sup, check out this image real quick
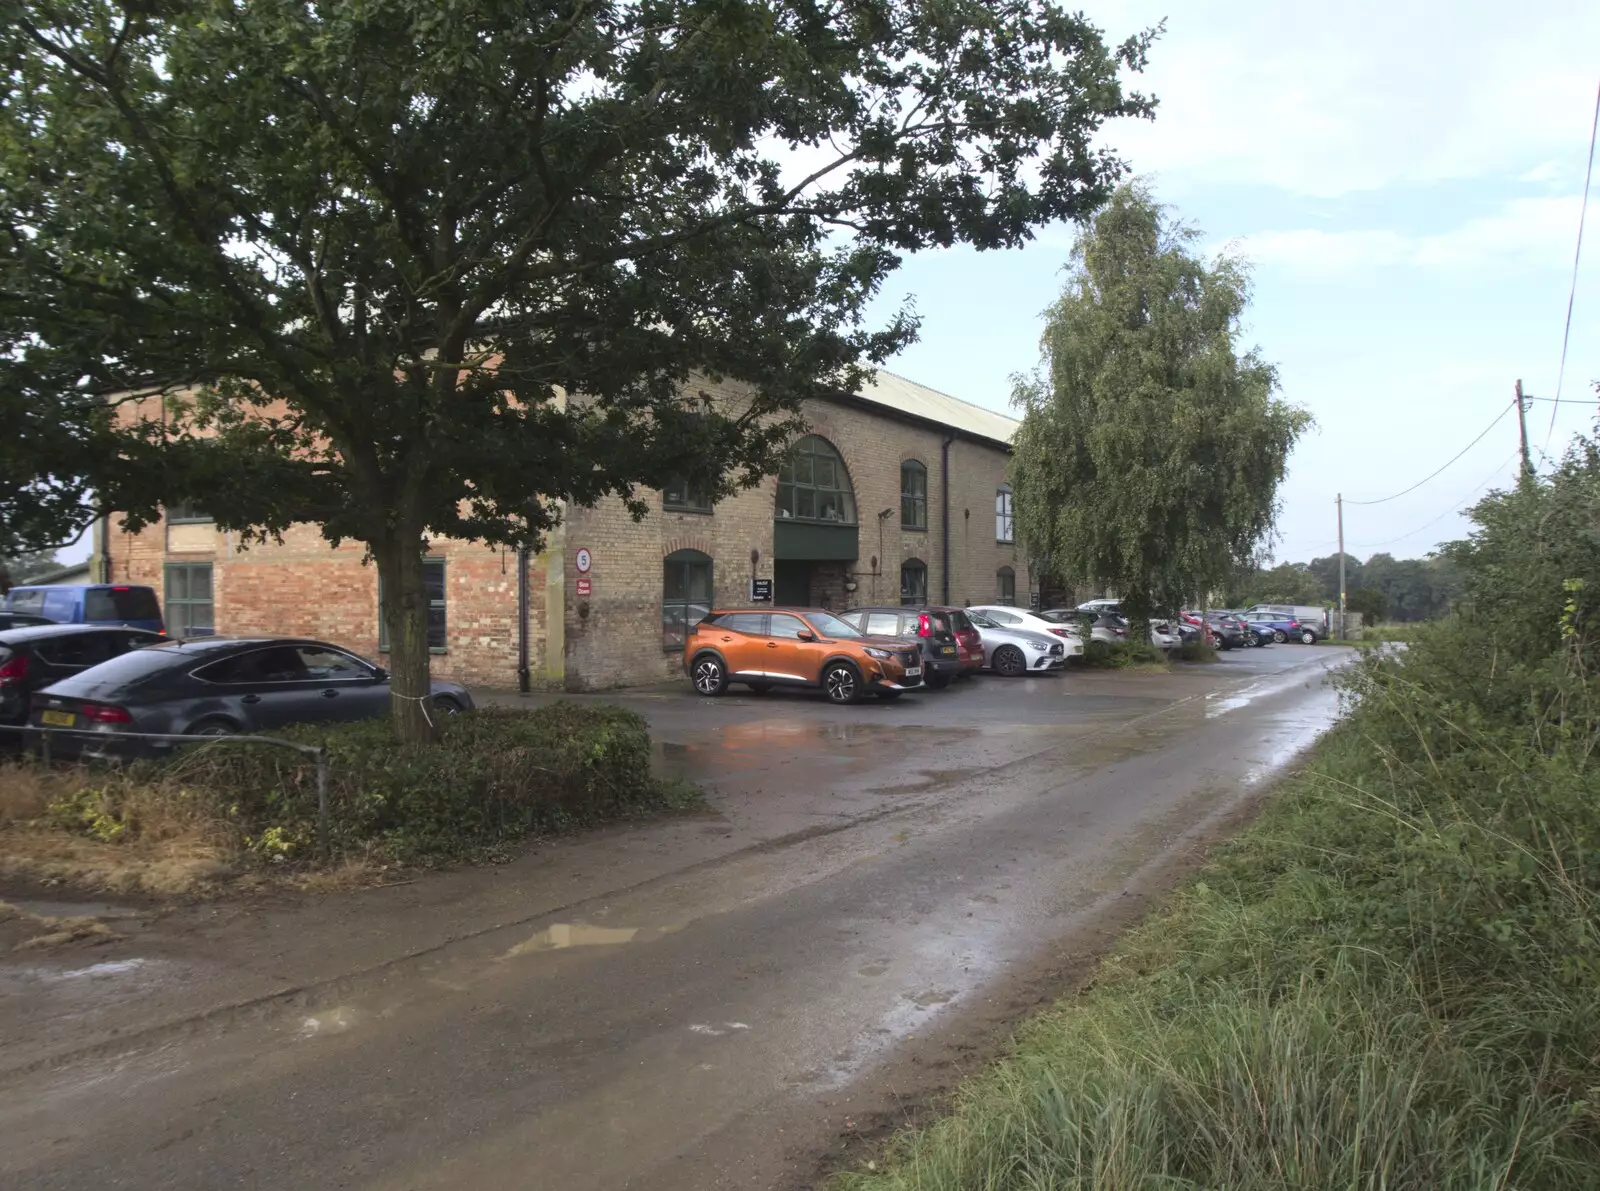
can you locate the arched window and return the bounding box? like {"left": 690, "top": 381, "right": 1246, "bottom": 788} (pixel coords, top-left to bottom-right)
{"left": 900, "top": 559, "right": 927, "bottom": 606}
{"left": 900, "top": 460, "right": 927, "bottom": 530}
{"left": 777, "top": 435, "right": 857, "bottom": 524}
{"left": 663, "top": 549, "right": 712, "bottom": 652}
{"left": 996, "top": 566, "right": 1016, "bottom": 606}
{"left": 995, "top": 485, "right": 1015, "bottom": 543}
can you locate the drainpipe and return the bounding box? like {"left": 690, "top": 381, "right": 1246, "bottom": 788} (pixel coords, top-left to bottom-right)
{"left": 516, "top": 546, "right": 530, "bottom": 693}
{"left": 940, "top": 431, "right": 955, "bottom": 603}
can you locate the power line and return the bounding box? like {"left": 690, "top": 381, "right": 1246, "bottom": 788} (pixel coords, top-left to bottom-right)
{"left": 1546, "top": 75, "right": 1600, "bottom": 448}
{"left": 1524, "top": 394, "right": 1593, "bottom": 405}
{"left": 1345, "top": 450, "right": 1519, "bottom": 549}
{"left": 1344, "top": 400, "right": 1513, "bottom": 506}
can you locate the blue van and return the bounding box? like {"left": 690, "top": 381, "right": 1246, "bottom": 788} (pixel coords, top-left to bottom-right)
{"left": 3, "top": 584, "right": 166, "bottom": 634}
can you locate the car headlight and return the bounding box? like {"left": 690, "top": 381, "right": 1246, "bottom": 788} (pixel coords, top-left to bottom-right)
{"left": 865, "top": 647, "right": 892, "bottom": 660}
{"left": 1028, "top": 641, "right": 1048, "bottom": 651}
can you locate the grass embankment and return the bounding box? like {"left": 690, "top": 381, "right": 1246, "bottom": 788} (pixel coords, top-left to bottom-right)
{"left": 838, "top": 618, "right": 1600, "bottom": 1189}
{"left": 0, "top": 704, "right": 699, "bottom": 895}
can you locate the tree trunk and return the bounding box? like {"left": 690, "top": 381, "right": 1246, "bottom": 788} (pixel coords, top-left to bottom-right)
{"left": 374, "top": 532, "right": 437, "bottom": 744}
{"left": 1124, "top": 591, "right": 1151, "bottom": 651}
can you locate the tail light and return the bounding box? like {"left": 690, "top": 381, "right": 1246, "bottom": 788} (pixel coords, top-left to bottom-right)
{"left": 0, "top": 653, "right": 27, "bottom": 686}
{"left": 80, "top": 703, "right": 133, "bottom": 724}
{"left": 1048, "top": 627, "right": 1074, "bottom": 638}
{"left": 917, "top": 614, "right": 932, "bottom": 637}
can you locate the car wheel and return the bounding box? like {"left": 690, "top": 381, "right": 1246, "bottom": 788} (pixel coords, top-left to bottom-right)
{"left": 1273, "top": 630, "right": 1287, "bottom": 644}
{"left": 1301, "top": 629, "right": 1318, "bottom": 645}
{"left": 876, "top": 690, "right": 903, "bottom": 702}
{"left": 994, "top": 645, "right": 1026, "bottom": 677}
{"left": 187, "top": 718, "right": 237, "bottom": 737}
{"left": 691, "top": 655, "right": 728, "bottom": 696}
{"left": 432, "top": 695, "right": 464, "bottom": 716}
{"left": 822, "top": 662, "right": 863, "bottom": 705}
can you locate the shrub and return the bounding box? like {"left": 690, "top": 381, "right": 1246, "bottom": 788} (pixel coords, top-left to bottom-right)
{"left": 1176, "top": 639, "right": 1217, "bottom": 662}
{"left": 1081, "top": 639, "right": 1167, "bottom": 669}
{"left": 34, "top": 703, "right": 696, "bottom": 867}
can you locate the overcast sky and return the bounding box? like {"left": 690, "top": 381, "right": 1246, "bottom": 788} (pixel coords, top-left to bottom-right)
{"left": 871, "top": 0, "right": 1600, "bottom": 563}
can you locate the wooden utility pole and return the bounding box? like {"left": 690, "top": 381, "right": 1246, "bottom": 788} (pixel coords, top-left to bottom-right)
{"left": 1336, "top": 492, "right": 1346, "bottom": 640}
{"left": 1516, "top": 379, "right": 1533, "bottom": 480}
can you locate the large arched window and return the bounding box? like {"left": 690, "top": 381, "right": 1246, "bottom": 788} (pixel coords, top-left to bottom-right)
{"left": 900, "top": 558, "right": 928, "bottom": 606}
{"left": 663, "top": 549, "right": 712, "bottom": 652}
{"left": 777, "top": 436, "right": 857, "bottom": 524}
{"left": 900, "top": 460, "right": 927, "bottom": 530}
{"left": 996, "top": 566, "right": 1016, "bottom": 606}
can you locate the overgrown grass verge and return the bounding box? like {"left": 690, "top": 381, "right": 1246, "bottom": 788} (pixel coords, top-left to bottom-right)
{"left": 1175, "top": 639, "right": 1218, "bottom": 663}
{"left": 0, "top": 704, "right": 700, "bottom": 895}
{"left": 836, "top": 618, "right": 1600, "bottom": 1189}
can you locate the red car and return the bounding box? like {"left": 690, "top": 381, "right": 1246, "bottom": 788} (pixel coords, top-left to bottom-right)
{"left": 931, "top": 606, "right": 985, "bottom": 677}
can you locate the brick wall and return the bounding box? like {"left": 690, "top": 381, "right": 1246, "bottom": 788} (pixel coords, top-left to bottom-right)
{"left": 103, "top": 378, "right": 1023, "bottom": 693}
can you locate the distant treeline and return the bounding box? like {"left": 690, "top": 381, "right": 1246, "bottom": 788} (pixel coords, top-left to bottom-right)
{"left": 1227, "top": 553, "right": 1456, "bottom": 624}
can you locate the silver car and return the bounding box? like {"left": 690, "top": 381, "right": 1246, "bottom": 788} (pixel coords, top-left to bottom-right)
{"left": 967, "top": 606, "right": 1085, "bottom": 659}
{"left": 965, "top": 609, "right": 1067, "bottom": 676}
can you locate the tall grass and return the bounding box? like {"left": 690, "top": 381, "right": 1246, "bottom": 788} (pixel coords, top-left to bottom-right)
{"left": 839, "top": 615, "right": 1600, "bottom": 1189}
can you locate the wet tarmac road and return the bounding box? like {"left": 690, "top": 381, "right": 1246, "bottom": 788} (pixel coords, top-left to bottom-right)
{"left": 0, "top": 647, "right": 1349, "bottom": 1190}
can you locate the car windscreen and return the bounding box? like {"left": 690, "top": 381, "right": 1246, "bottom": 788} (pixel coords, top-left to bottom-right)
{"left": 40, "top": 645, "right": 189, "bottom": 694}
{"left": 1037, "top": 609, "right": 1072, "bottom": 623}
{"left": 806, "top": 611, "right": 862, "bottom": 638}
{"left": 84, "top": 587, "right": 162, "bottom": 621}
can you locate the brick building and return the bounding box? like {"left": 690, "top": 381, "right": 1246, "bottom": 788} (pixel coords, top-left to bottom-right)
{"left": 93, "top": 370, "right": 1032, "bottom": 691}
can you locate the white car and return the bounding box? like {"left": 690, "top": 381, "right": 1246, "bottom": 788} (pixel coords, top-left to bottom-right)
{"left": 967, "top": 606, "right": 1085, "bottom": 657}
{"left": 964, "top": 610, "right": 1069, "bottom": 675}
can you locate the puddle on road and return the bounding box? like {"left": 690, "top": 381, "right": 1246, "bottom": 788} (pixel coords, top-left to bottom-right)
{"left": 501, "top": 922, "right": 683, "bottom": 959}
{"left": 27, "top": 958, "right": 153, "bottom": 983}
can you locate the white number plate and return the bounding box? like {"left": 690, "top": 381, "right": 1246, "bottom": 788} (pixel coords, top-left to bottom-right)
{"left": 904, "top": 666, "right": 922, "bottom": 678}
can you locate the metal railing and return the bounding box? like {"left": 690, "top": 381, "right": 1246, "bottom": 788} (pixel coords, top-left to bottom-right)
{"left": 0, "top": 723, "right": 332, "bottom": 860}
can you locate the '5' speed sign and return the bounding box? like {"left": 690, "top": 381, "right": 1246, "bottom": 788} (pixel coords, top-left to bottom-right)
{"left": 575, "top": 547, "right": 593, "bottom": 574}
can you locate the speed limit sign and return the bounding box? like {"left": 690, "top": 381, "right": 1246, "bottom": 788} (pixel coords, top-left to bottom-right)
{"left": 575, "top": 547, "right": 592, "bottom": 574}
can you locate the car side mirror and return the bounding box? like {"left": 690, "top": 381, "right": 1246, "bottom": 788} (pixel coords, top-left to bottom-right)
{"left": 371, "top": 666, "right": 389, "bottom": 681}
{"left": 796, "top": 630, "right": 817, "bottom": 642}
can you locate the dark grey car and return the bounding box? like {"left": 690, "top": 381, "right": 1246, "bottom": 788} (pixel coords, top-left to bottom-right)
{"left": 838, "top": 606, "right": 963, "bottom": 688}
{"left": 0, "top": 624, "right": 166, "bottom": 731}
{"left": 28, "top": 636, "right": 473, "bottom": 759}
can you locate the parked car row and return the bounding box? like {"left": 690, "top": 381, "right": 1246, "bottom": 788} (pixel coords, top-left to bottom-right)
{"left": 1, "top": 622, "right": 473, "bottom": 760}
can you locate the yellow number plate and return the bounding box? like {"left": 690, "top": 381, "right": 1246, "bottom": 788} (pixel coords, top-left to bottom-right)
{"left": 40, "top": 710, "right": 76, "bottom": 727}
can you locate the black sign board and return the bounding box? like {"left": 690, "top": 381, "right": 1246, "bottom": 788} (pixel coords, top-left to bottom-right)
{"left": 1028, "top": 590, "right": 1041, "bottom": 610}
{"left": 750, "top": 578, "right": 774, "bottom": 602}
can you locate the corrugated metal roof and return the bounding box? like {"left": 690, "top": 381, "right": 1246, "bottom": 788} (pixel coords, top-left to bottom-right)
{"left": 854, "top": 369, "right": 1019, "bottom": 446}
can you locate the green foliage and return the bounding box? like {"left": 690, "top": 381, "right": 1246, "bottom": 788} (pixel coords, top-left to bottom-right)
{"left": 1, "top": 0, "right": 1156, "bottom": 735}
{"left": 48, "top": 704, "right": 695, "bottom": 864}
{"left": 1079, "top": 639, "right": 1166, "bottom": 669}
{"left": 1175, "top": 638, "right": 1217, "bottom": 662}
{"left": 1346, "top": 585, "right": 1385, "bottom": 626}
{"left": 0, "top": 547, "right": 61, "bottom": 588}
{"left": 837, "top": 433, "right": 1600, "bottom": 1190}
{"left": 1012, "top": 183, "right": 1311, "bottom": 626}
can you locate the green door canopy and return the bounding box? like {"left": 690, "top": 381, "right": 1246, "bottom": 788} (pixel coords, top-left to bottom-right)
{"left": 774, "top": 521, "right": 859, "bottom": 561}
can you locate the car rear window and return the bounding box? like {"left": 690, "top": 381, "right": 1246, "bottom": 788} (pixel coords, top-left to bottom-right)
{"left": 84, "top": 587, "right": 162, "bottom": 622}
{"left": 948, "top": 611, "right": 974, "bottom": 632}
{"left": 44, "top": 644, "right": 189, "bottom": 691}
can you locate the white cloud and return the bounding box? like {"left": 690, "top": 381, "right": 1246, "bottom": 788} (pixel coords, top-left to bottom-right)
{"left": 1089, "top": 0, "right": 1600, "bottom": 197}
{"left": 1228, "top": 196, "right": 1585, "bottom": 273}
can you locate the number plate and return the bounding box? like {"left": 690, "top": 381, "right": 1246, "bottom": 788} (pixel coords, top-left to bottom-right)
{"left": 940, "top": 646, "right": 956, "bottom": 655}
{"left": 904, "top": 666, "right": 922, "bottom": 678}
{"left": 40, "top": 710, "right": 76, "bottom": 727}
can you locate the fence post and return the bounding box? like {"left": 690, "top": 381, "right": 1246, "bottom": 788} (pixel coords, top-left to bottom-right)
{"left": 316, "top": 748, "right": 330, "bottom": 863}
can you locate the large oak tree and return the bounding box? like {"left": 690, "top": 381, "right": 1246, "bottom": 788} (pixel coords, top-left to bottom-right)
{"left": 2, "top": 0, "right": 1153, "bottom": 738}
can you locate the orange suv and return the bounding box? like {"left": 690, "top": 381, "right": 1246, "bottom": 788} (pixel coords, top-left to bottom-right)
{"left": 683, "top": 608, "right": 924, "bottom": 703}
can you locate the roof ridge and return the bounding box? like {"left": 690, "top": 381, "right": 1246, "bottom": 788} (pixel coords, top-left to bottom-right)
{"left": 870, "top": 367, "right": 1019, "bottom": 425}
